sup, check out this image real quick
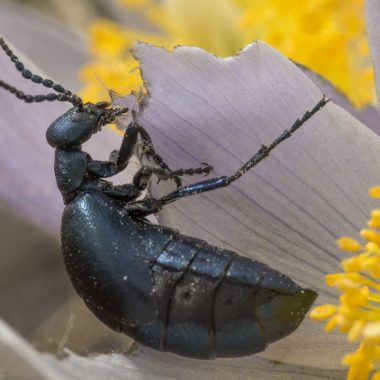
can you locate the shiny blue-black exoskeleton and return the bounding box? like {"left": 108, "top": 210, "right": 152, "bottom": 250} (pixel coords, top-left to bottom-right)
{"left": 0, "top": 37, "right": 326, "bottom": 359}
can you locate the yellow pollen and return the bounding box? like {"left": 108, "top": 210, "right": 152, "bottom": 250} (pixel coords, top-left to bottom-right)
{"left": 365, "top": 242, "right": 379, "bottom": 252}
{"left": 81, "top": 1, "right": 374, "bottom": 107}
{"left": 340, "top": 287, "right": 369, "bottom": 308}
{"left": 348, "top": 320, "right": 366, "bottom": 343}
{"left": 368, "top": 217, "right": 380, "bottom": 228}
{"left": 310, "top": 304, "right": 337, "bottom": 320}
{"left": 325, "top": 315, "right": 338, "bottom": 332}
{"left": 369, "top": 187, "right": 380, "bottom": 198}
{"left": 311, "top": 187, "right": 380, "bottom": 379}
{"left": 362, "top": 323, "right": 380, "bottom": 340}
{"left": 341, "top": 255, "right": 366, "bottom": 272}
{"left": 337, "top": 237, "right": 362, "bottom": 252}
{"left": 325, "top": 274, "right": 361, "bottom": 291}
{"left": 360, "top": 229, "right": 380, "bottom": 245}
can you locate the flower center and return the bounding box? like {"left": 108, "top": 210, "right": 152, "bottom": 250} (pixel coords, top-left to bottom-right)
{"left": 311, "top": 186, "right": 380, "bottom": 380}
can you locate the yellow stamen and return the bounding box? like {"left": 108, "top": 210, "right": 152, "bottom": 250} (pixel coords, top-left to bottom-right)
{"left": 362, "top": 322, "right": 380, "bottom": 340}
{"left": 310, "top": 304, "right": 337, "bottom": 321}
{"left": 325, "top": 315, "right": 338, "bottom": 332}
{"left": 82, "top": 1, "right": 374, "bottom": 107}
{"left": 369, "top": 187, "right": 380, "bottom": 199}
{"left": 340, "top": 286, "right": 369, "bottom": 308}
{"left": 360, "top": 229, "right": 380, "bottom": 245}
{"left": 311, "top": 186, "right": 380, "bottom": 379}
{"left": 368, "top": 218, "right": 380, "bottom": 229}
{"left": 348, "top": 320, "right": 365, "bottom": 342}
{"left": 337, "top": 237, "right": 362, "bottom": 252}
{"left": 365, "top": 242, "right": 379, "bottom": 252}
{"left": 326, "top": 274, "right": 361, "bottom": 291}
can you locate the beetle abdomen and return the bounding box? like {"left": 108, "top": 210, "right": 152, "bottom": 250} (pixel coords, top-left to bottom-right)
{"left": 62, "top": 193, "right": 316, "bottom": 359}
{"left": 140, "top": 227, "right": 317, "bottom": 359}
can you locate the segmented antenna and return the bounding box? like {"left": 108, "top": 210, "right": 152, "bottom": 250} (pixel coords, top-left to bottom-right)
{"left": 0, "top": 37, "right": 83, "bottom": 109}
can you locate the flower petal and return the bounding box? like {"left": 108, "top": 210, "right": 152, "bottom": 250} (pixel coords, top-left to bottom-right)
{"left": 298, "top": 64, "right": 380, "bottom": 135}
{"left": 366, "top": 0, "right": 380, "bottom": 112}
{"left": 0, "top": 1, "right": 87, "bottom": 91}
{"left": 0, "top": 207, "right": 68, "bottom": 336}
{"left": 129, "top": 41, "right": 380, "bottom": 368}
{"left": 1, "top": 318, "right": 346, "bottom": 380}
{"left": 0, "top": 318, "right": 60, "bottom": 380}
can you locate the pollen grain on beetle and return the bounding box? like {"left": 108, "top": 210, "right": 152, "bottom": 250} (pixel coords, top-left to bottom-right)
{"left": 311, "top": 186, "right": 380, "bottom": 380}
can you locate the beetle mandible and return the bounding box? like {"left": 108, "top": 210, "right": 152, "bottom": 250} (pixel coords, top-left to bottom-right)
{"left": 0, "top": 37, "right": 326, "bottom": 359}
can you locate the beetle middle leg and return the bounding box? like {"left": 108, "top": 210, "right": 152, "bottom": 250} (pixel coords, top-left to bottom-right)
{"left": 133, "top": 163, "right": 213, "bottom": 192}
{"left": 169, "top": 163, "right": 213, "bottom": 178}
{"left": 135, "top": 126, "right": 213, "bottom": 186}
{"left": 137, "top": 125, "right": 182, "bottom": 188}
{"left": 94, "top": 121, "right": 212, "bottom": 188}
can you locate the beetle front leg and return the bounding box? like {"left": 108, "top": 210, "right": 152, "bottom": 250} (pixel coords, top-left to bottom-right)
{"left": 87, "top": 123, "right": 139, "bottom": 178}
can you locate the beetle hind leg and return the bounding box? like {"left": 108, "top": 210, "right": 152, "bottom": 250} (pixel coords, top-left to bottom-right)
{"left": 139, "top": 96, "right": 329, "bottom": 207}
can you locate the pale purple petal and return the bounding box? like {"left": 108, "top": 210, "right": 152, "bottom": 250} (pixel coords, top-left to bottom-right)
{"left": 0, "top": 208, "right": 67, "bottom": 336}
{"left": 0, "top": 1, "right": 87, "bottom": 91}
{"left": 0, "top": 319, "right": 65, "bottom": 380}
{"left": 366, "top": 0, "right": 380, "bottom": 112}
{"left": 128, "top": 42, "right": 380, "bottom": 368}
{"left": 298, "top": 64, "right": 380, "bottom": 134}
{"left": 1, "top": 318, "right": 345, "bottom": 380}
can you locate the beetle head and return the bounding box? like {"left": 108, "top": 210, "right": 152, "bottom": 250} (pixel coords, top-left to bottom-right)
{"left": 46, "top": 102, "right": 127, "bottom": 148}
{"left": 0, "top": 37, "right": 126, "bottom": 147}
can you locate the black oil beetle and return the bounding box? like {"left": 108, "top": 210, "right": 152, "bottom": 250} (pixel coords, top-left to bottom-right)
{"left": 0, "top": 37, "right": 327, "bottom": 359}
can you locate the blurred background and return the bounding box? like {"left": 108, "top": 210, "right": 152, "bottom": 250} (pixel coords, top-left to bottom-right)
{"left": 2, "top": 0, "right": 375, "bottom": 106}
{"left": 0, "top": 0, "right": 377, "bottom": 356}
